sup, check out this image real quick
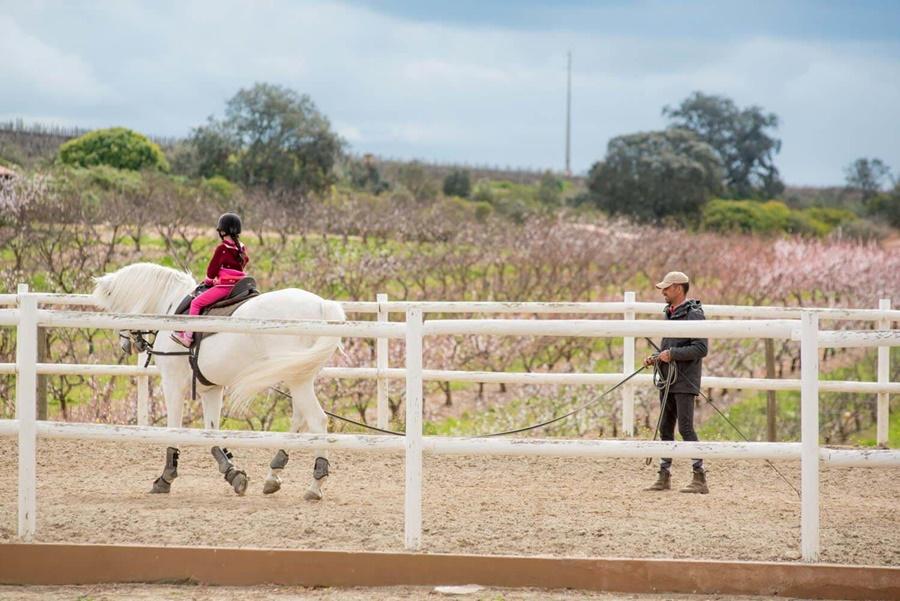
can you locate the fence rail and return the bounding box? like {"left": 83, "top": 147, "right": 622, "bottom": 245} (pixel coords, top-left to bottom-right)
{"left": 1, "top": 292, "right": 895, "bottom": 435}
{"left": 0, "top": 287, "right": 898, "bottom": 562}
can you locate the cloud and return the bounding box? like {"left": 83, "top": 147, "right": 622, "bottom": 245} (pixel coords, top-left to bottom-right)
{"left": 0, "top": 2, "right": 898, "bottom": 185}
{"left": 0, "top": 15, "right": 112, "bottom": 105}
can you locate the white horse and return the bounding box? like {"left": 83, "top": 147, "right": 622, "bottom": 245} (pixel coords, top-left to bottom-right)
{"left": 92, "top": 262, "right": 345, "bottom": 500}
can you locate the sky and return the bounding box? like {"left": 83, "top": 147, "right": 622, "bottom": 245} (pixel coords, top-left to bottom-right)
{"left": 2, "top": 0, "right": 899, "bottom": 186}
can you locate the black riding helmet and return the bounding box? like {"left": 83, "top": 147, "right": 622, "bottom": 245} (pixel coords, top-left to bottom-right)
{"left": 216, "top": 212, "right": 242, "bottom": 237}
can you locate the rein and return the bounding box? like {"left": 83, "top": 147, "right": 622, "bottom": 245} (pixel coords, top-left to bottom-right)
{"left": 120, "top": 331, "right": 191, "bottom": 368}
{"left": 267, "top": 366, "right": 649, "bottom": 439}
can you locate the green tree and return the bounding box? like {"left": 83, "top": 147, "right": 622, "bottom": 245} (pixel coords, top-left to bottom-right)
{"left": 844, "top": 157, "right": 893, "bottom": 202}
{"left": 190, "top": 83, "right": 343, "bottom": 193}
{"left": 442, "top": 169, "right": 471, "bottom": 198}
{"left": 588, "top": 129, "right": 723, "bottom": 223}
{"left": 58, "top": 127, "right": 169, "bottom": 172}
{"left": 663, "top": 92, "right": 782, "bottom": 198}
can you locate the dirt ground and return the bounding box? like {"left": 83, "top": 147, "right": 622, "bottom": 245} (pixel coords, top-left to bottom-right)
{"left": 0, "top": 584, "right": 807, "bottom": 601}
{"left": 1, "top": 438, "right": 897, "bottom": 569}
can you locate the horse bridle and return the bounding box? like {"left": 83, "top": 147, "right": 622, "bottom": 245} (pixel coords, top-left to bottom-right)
{"left": 119, "top": 330, "right": 190, "bottom": 367}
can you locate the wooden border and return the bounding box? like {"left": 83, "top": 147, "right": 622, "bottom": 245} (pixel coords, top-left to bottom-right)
{"left": 1, "top": 544, "right": 898, "bottom": 600}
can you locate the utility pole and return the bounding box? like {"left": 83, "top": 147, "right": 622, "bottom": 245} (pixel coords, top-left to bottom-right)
{"left": 565, "top": 51, "right": 572, "bottom": 176}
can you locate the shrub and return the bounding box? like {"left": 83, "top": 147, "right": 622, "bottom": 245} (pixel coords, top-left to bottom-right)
{"left": 472, "top": 178, "right": 494, "bottom": 203}
{"left": 803, "top": 206, "right": 857, "bottom": 228}
{"left": 537, "top": 171, "right": 564, "bottom": 206}
{"left": 443, "top": 169, "right": 472, "bottom": 198}
{"left": 785, "top": 211, "right": 829, "bottom": 236}
{"left": 59, "top": 127, "right": 170, "bottom": 172}
{"left": 702, "top": 199, "right": 833, "bottom": 236}
{"left": 473, "top": 201, "right": 493, "bottom": 222}
{"left": 201, "top": 175, "right": 240, "bottom": 201}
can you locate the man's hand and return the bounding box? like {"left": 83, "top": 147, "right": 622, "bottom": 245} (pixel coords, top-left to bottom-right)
{"left": 657, "top": 349, "right": 672, "bottom": 363}
{"left": 643, "top": 354, "right": 657, "bottom": 367}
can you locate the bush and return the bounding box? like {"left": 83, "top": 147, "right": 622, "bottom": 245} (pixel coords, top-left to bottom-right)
{"left": 537, "top": 171, "right": 564, "bottom": 206}
{"left": 702, "top": 199, "right": 834, "bottom": 236}
{"left": 473, "top": 201, "right": 493, "bottom": 222}
{"left": 702, "top": 199, "right": 773, "bottom": 233}
{"left": 63, "top": 164, "right": 145, "bottom": 193}
{"left": 443, "top": 169, "right": 471, "bottom": 198}
{"left": 803, "top": 206, "right": 857, "bottom": 228}
{"left": 472, "top": 178, "right": 494, "bottom": 203}
{"left": 201, "top": 175, "right": 240, "bottom": 201}
{"left": 59, "top": 127, "right": 170, "bottom": 172}
{"left": 785, "top": 211, "right": 829, "bottom": 236}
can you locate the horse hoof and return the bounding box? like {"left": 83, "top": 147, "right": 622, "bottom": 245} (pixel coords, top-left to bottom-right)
{"left": 303, "top": 487, "right": 323, "bottom": 501}
{"left": 232, "top": 472, "right": 249, "bottom": 496}
{"left": 263, "top": 476, "right": 282, "bottom": 495}
{"left": 150, "top": 477, "right": 171, "bottom": 494}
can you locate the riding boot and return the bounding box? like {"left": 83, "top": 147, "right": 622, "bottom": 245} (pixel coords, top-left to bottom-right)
{"left": 644, "top": 469, "right": 671, "bottom": 491}
{"left": 170, "top": 331, "right": 193, "bottom": 348}
{"left": 150, "top": 447, "right": 179, "bottom": 494}
{"left": 679, "top": 469, "right": 709, "bottom": 494}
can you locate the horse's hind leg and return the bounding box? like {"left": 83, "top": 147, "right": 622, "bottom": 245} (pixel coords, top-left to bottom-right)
{"left": 263, "top": 410, "right": 303, "bottom": 495}
{"left": 203, "top": 386, "right": 248, "bottom": 496}
{"left": 285, "top": 378, "right": 330, "bottom": 501}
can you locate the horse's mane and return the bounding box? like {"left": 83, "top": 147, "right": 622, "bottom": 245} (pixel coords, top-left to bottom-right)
{"left": 92, "top": 262, "right": 196, "bottom": 314}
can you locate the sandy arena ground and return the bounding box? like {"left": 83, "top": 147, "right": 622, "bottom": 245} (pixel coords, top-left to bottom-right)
{"left": 1, "top": 438, "right": 897, "bottom": 569}
{"left": 0, "top": 584, "right": 807, "bottom": 601}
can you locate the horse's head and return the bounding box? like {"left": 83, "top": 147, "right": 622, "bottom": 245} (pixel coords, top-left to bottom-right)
{"left": 92, "top": 262, "right": 196, "bottom": 315}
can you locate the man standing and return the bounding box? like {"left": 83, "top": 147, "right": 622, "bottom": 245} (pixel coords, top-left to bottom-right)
{"left": 643, "top": 271, "right": 709, "bottom": 494}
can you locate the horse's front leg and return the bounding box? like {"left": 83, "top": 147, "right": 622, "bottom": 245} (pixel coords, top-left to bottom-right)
{"left": 150, "top": 375, "right": 186, "bottom": 494}
{"left": 203, "top": 387, "right": 248, "bottom": 496}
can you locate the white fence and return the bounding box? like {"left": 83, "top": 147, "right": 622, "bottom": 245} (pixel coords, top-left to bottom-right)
{"left": 1, "top": 286, "right": 899, "bottom": 562}
{"left": 1, "top": 291, "right": 897, "bottom": 441}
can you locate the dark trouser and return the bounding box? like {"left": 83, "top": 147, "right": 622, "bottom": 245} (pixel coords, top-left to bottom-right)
{"left": 659, "top": 392, "right": 704, "bottom": 473}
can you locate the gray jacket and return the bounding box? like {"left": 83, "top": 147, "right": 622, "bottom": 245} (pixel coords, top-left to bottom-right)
{"left": 657, "top": 299, "right": 708, "bottom": 395}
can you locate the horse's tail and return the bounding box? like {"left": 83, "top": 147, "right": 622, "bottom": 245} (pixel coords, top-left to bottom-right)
{"left": 226, "top": 299, "right": 346, "bottom": 416}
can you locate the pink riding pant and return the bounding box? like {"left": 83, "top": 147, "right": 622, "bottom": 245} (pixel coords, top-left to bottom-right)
{"left": 189, "top": 285, "right": 234, "bottom": 316}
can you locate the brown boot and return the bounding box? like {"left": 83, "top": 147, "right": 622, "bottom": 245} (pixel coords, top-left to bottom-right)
{"left": 679, "top": 470, "right": 709, "bottom": 494}
{"left": 644, "top": 469, "right": 671, "bottom": 491}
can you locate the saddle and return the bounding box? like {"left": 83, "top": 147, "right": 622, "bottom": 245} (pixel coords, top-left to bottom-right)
{"left": 174, "top": 277, "right": 260, "bottom": 318}
{"left": 174, "top": 277, "right": 260, "bottom": 391}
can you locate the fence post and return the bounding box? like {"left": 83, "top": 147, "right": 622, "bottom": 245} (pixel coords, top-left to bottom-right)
{"left": 376, "top": 293, "right": 389, "bottom": 430}
{"left": 36, "top": 327, "right": 47, "bottom": 421}
{"left": 766, "top": 339, "right": 777, "bottom": 442}
{"left": 136, "top": 352, "right": 149, "bottom": 426}
{"left": 877, "top": 299, "right": 891, "bottom": 446}
{"left": 404, "top": 308, "right": 423, "bottom": 551}
{"left": 16, "top": 284, "right": 38, "bottom": 541}
{"left": 622, "top": 291, "right": 636, "bottom": 437}
{"left": 800, "top": 311, "right": 820, "bottom": 561}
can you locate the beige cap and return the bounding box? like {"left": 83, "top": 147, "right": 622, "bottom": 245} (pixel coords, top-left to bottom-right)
{"left": 655, "top": 271, "right": 690, "bottom": 289}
